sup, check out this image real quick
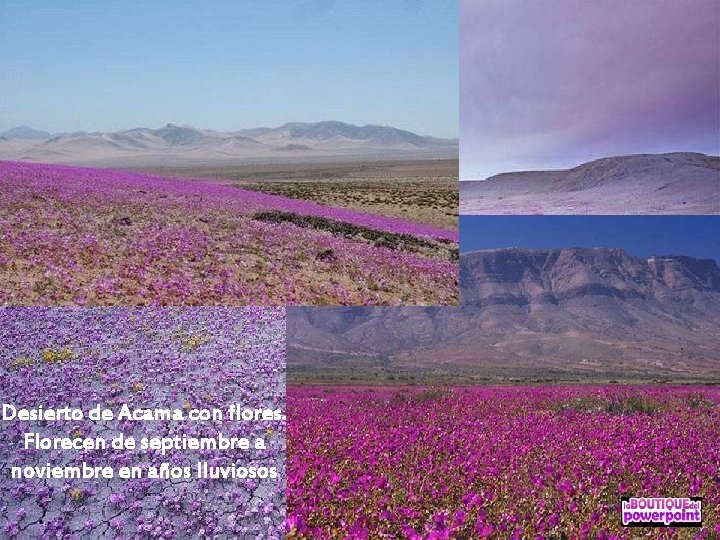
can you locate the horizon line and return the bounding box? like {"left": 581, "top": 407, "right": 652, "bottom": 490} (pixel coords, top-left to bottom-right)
{"left": 1, "top": 120, "right": 460, "bottom": 141}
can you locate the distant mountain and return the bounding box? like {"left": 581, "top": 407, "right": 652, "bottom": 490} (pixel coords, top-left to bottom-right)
{"left": 480, "top": 153, "right": 718, "bottom": 190}
{"left": 0, "top": 121, "right": 457, "bottom": 165}
{"left": 460, "top": 153, "right": 720, "bottom": 215}
{"left": 151, "top": 124, "right": 207, "bottom": 146}
{"left": 288, "top": 248, "right": 720, "bottom": 382}
{"left": 236, "top": 121, "right": 456, "bottom": 147}
{"left": 0, "top": 126, "right": 52, "bottom": 140}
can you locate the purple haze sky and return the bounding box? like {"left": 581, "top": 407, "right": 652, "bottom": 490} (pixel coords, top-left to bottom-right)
{"left": 460, "top": 0, "right": 720, "bottom": 180}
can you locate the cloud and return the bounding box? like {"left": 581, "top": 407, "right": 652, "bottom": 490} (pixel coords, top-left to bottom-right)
{"left": 461, "top": 0, "right": 720, "bottom": 178}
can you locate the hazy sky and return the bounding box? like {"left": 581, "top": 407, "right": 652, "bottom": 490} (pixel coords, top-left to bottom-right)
{"left": 461, "top": 0, "right": 720, "bottom": 179}
{"left": 460, "top": 216, "right": 720, "bottom": 262}
{"left": 0, "top": 1, "right": 457, "bottom": 137}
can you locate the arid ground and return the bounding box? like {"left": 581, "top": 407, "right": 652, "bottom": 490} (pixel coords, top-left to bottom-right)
{"left": 136, "top": 159, "right": 459, "bottom": 231}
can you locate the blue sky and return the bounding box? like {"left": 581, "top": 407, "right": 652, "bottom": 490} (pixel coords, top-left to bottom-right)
{"left": 460, "top": 216, "right": 720, "bottom": 261}
{"left": 0, "top": 1, "right": 457, "bottom": 137}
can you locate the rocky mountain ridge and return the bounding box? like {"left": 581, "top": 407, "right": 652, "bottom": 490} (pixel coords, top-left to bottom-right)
{"left": 289, "top": 248, "right": 720, "bottom": 381}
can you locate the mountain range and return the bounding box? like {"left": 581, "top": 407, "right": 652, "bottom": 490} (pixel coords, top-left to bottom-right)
{"left": 0, "top": 121, "right": 457, "bottom": 165}
{"left": 460, "top": 153, "right": 719, "bottom": 214}
{"left": 288, "top": 247, "right": 720, "bottom": 382}
{"left": 0, "top": 126, "right": 53, "bottom": 140}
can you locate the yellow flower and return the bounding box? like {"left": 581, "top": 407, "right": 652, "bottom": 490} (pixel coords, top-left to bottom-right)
{"left": 69, "top": 487, "right": 84, "bottom": 503}
{"left": 42, "top": 347, "right": 75, "bottom": 363}
{"left": 10, "top": 356, "right": 35, "bottom": 369}
{"left": 181, "top": 334, "right": 206, "bottom": 352}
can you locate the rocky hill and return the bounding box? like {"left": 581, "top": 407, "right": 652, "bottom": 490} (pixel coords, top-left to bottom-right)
{"left": 288, "top": 248, "right": 720, "bottom": 382}
{"left": 460, "top": 153, "right": 719, "bottom": 214}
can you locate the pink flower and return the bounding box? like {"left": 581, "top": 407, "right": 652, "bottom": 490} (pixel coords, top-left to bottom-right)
{"left": 286, "top": 514, "right": 306, "bottom": 533}
{"left": 476, "top": 522, "right": 494, "bottom": 538}
{"left": 558, "top": 479, "right": 574, "bottom": 495}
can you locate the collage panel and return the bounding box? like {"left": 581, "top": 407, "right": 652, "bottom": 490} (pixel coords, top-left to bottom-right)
{"left": 459, "top": 0, "right": 719, "bottom": 215}
{"left": 0, "top": 307, "right": 286, "bottom": 538}
{"left": 286, "top": 218, "right": 720, "bottom": 537}
{"left": 0, "top": 3, "right": 459, "bottom": 307}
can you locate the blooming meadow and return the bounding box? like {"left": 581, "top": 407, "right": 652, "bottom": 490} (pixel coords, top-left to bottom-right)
{"left": 0, "top": 307, "right": 286, "bottom": 538}
{"left": 0, "top": 161, "right": 458, "bottom": 305}
{"left": 287, "top": 386, "right": 719, "bottom": 539}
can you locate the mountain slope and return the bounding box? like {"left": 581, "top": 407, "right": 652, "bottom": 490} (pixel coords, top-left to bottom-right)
{"left": 0, "top": 126, "right": 52, "bottom": 140}
{"left": 460, "top": 153, "right": 720, "bottom": 215}
{"left": 288, "top": 248, "right": 720, "bottom": 381}
{"left": 237, "top": 121, "right": 456, "bottom": 147}
{"left": 0, "top": 121, "right": 457, "bottom": 165}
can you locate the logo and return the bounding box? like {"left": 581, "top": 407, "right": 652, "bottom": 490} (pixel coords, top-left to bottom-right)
{"left": 621, "top": 497, "right": 702, "bottom": 527}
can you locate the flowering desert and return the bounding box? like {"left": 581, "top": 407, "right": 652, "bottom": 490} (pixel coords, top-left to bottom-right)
{"left": 287, "top": 385, "right": 719, "bottom": 539}
{"left": 0, "top": 307, "right": 286, "bottom": 538}
{"left": 0, "top": 161, "right": 458, "bottom": 305}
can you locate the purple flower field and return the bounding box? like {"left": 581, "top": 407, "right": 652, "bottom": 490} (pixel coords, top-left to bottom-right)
{"left": 287, "top": 385, "right": 719, "bottom": 539}
{"left": 0, "top": 307, "right": 286, "bottom": 539}
{"left": 0, "top": 161, "right": 458, "bottom": 305}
